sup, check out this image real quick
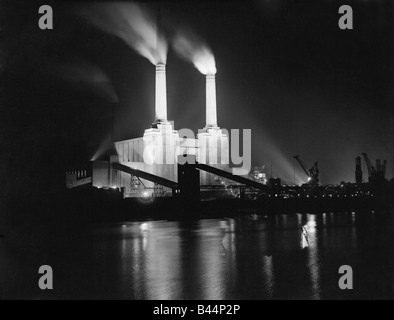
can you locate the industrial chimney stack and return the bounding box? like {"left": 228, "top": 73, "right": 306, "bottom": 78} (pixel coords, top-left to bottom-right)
{"left": 198, "top": 71, "right": 229, "bottom": 186}
{"left": 155, "top": 63, "right": 167, "bottom": 123}
{"left": 205, "top": 74, "right": 218, "bottom": 129}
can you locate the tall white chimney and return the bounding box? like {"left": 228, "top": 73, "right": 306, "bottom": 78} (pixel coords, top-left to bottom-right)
{"left": 206, "top": 74, "right": 218, "bottom": 128}
{"left": 155, "top": 63, "right": 167, "bottom": 123}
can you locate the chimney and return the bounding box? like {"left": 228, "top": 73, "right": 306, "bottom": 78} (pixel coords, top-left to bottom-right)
{"left": 155, "top": 63, "right": 167, "bottom": 123}
{"left": 206, "top": 74, "right": 218, "bottom": 129}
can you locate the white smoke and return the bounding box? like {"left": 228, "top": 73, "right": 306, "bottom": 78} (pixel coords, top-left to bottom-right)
{"left": 173, "top": 29, "right": 217, "bottom": 75}
{"left": 55, "top": 60, "right": 118, "bottom": 103}
{"left": 79, "top": 2, "right": 167, "bottom": 65}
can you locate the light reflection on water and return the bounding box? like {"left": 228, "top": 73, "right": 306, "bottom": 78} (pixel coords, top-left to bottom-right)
{"left": 2, "top": 212, "right": 394, "bottom": 299}
{"left": 93, "top": 212, "right": 387, "bottom": 300}
{"left": 304, "top": 215, "right": 321, "bottom": 300}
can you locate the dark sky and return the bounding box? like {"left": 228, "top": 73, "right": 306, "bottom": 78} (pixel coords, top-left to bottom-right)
{"left": 1, "top": 0, "right": 393, "bottom": 195}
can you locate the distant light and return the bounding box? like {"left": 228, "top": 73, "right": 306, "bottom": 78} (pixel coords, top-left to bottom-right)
{"left": 142, "top": 191, "right": 150, "bottom": 198}
{"left": 308, "top": 177, "right": 312, "bottom": 182}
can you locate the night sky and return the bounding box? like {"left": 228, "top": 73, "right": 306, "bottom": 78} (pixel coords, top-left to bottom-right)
{"left": 1, "top": 0, "right": 393, "bottom": 202}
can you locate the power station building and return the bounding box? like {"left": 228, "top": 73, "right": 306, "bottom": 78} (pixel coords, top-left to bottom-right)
{"left": 91, "top": 63, "right": 230, "bottom": 198}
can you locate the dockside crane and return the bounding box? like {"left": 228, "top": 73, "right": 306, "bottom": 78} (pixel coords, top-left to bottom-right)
{"left": 362, "top": 153, "right": 375, "bottom": 178}
{"left": 294, "top": 155, "right": 320, "bottom": 186}
{"left": 362, "top": 153, "right": 387, "bottom": 183}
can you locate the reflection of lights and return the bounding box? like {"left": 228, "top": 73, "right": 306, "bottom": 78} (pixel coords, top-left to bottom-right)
{"left": 301, "top": 234, "right": 309, "bottom": 249}
{"left": 304, "top": 215, "right": 317, "bottom": 234}
{"left": 306, "top": 215, "right": 321, "bottom": 299}
{"left": 219, "top": 220, "right": 228, "bottom": 229}
{"left": 322, "top": 213, "right": 327, "bottom": 225}
{"left": 301, "top": 225, "right": 310, "bottom": 248}
{"left": 305, "top": 221, "right": 317, "bottom": 233}
{"left": 297, "top": 214, "right": 303, "bottom": 226}
{"left": 140, "top": 223, "right": 149, "bottom": 232}
{"left": 351, "top": 212, "right": 356, "bottom": 223}
{"left": 263, "top": 256, "right": 275, "bottom": 299}
{"left": 226, "top": 218, "right": 235, "bottom": 232}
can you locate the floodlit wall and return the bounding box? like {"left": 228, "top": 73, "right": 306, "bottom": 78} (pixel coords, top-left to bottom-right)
{"left": 93, "top": 123, "right": 230, "bottom": 197}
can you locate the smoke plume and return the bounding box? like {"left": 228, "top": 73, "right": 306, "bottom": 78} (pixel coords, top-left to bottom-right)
{"left": 79, "top": 2, "right": 167, "bottom": 65}
{"left": 55, "top": 60, "right": 119, "bottom": 103}
{"left": 173, "top": 29, "right": 217, "bottom": 75}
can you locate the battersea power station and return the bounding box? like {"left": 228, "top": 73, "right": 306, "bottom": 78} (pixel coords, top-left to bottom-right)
{"left": 81, "top": 63, "right": 232, "bottom": 198}
{"left": 64, "top": 5, "right": 266, "bottom": 200}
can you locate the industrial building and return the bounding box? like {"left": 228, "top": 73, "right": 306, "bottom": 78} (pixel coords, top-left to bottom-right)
{"left": 86, "top": 63, "right": 230, "bottom": 198}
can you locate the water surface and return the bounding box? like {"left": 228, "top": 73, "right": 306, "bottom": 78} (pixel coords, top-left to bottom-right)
{"left": 1, "top": 212, "right": 394, "bottom": 299}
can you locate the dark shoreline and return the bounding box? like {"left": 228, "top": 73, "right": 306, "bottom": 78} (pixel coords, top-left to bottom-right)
{"left": 63, "top": 188, "right": 389, "bottom": 223}
{"left": 3, "top": 187, "right": 391, "bottom": 236}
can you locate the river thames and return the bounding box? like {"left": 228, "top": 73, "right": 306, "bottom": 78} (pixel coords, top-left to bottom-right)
{"left": 1, "top": 211, "right": 394, "bottom": 299}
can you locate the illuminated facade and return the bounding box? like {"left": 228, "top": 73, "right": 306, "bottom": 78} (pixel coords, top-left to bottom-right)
{"left": 92, "top": 64, "right": 230, "bottom": 198}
